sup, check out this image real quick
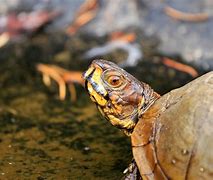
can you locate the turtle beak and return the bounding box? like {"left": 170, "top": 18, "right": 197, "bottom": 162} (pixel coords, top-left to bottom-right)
{"left": 83, "top": 64, "right": 96, "bottom": 81}
{"left": 83, "top": 65, "right": 95, "bottom": 94}
{"left": 83, "top": 63, "right": 108, "bottom": 106}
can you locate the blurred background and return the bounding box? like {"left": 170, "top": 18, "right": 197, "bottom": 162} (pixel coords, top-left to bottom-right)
{"left": 0, "top": 0, "right": 212, "bottom": 179}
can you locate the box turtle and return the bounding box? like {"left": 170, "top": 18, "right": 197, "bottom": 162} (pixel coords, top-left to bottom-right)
{"left": 83, "top": 59, "right": 213, "bottom": 179}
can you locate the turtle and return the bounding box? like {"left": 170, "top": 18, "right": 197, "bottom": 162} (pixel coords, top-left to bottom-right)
{"left": 83, "top": 59, "right": 213, "bottom": 179}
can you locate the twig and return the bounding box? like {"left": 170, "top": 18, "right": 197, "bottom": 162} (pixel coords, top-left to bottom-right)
{"left": 109, "top": 32, "right": 136, "bottom": 43}
{"left": 37, "top": 64, "right": 84, "bottom": 101}
{"left": 164, "top": 6, "right": 209, "bottom": 22}
{"left": 66, "top": 0, "right": 98, "bottom": 35}
{"left": 162, "top": 57, "right": 199, "bottom": 77}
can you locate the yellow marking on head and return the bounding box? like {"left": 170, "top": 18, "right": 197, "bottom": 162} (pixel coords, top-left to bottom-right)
{"left": 92, "top": 67, "right": 107, "bottom": 96}
{"left": 90, "top": 66, "right": 102, "bottom": 81}
{"left": 89, "top": 94, "right": 96, "bottom": 103}
{"left": 108, "top": 114, "right": 136, "bottom": 130}
{"left": 84, "top": 66, "right": 95, "bottom": 78}
{"left": 97, "top": 106, "right": 106, "bottom": 117}
{"left": 87, "top": 82, "right": 107, "bottom": 106}
{"left": 114, "top": 103, "right": 122, "bottom": 114}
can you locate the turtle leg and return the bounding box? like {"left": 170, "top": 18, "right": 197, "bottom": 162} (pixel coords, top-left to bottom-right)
{"left": 122, "top": 159, "right": 142, "bottom": 180}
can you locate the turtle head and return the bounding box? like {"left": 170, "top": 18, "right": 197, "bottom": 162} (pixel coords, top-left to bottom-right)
{"left": 83, "top": 59, "right": 158, "bottom": 135}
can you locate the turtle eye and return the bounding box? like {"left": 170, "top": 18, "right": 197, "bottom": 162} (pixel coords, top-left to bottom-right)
{"left": 107, "top": 75, "right": 122, "bottom": 87}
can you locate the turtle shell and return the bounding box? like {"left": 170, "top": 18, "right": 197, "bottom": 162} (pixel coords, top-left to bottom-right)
{"left": 131, "top": 72, "right": 213, "bottom": 179}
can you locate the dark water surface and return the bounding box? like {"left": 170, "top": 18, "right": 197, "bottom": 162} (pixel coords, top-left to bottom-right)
{"left": 0, "top": 32, "right": 202, "bottom": 179}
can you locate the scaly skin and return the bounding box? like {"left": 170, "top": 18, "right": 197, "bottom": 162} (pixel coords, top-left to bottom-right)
{"left": 83, "top": 59, "right": 160, "bottom": 135}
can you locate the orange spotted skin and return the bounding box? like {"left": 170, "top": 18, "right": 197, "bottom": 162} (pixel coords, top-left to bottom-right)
{"left": 83, "top": 59, "right": 159, "bottom": 134}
